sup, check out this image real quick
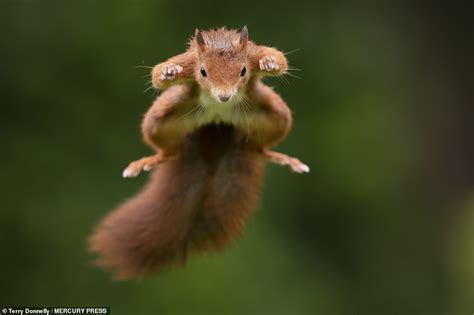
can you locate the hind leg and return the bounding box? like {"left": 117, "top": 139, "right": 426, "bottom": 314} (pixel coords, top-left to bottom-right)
{"left": 263, "top": 150, "right": 310, "bottom": 174}
{"left": 123, "top": 84, "right": 196, "bottom": 178}
{"left": 245, "top": 79, "right": 309, "bottom": 174}
{"left": 122, "top": 152, "right": 179, "bottom": 178}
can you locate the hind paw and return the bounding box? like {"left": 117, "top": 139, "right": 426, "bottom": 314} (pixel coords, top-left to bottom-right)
{"left": 122, "top": 155, "right": 161, "bottom": 178}
{"left": 287, "top": 158, "right": 310, "bottom": 174}
{"left": 263, "top": 150, "right": 310, "bottom": 174}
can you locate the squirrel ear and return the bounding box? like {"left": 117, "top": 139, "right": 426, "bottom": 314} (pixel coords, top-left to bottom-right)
{"left": 195, "top": 29, "right": 206, "bottom": 52}
{"left": 239, "top": 25, "right": 248, "bottom": 47}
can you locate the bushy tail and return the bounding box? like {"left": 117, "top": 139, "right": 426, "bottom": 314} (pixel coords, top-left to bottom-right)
{"left": 88, "top": 125, "right": 264, "bottom": 279}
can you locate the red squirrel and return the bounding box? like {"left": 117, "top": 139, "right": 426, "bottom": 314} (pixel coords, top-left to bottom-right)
{"left": 88, "top": 26, "right": 309, "bottom": 279}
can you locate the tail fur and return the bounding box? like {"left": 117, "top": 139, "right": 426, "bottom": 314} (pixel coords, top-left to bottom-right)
{"left": 88, "top": 124, "right": 264, "bottom": 279}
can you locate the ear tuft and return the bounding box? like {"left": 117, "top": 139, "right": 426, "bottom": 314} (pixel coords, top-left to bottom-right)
{"left": 239, "top": 25, "right": 249, "bottom": 46}
{"left": 195, "top": 29, "right": 206, "bottom": 51}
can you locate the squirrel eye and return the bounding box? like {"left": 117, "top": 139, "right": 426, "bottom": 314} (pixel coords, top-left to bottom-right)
{"left": 240, "top": 66, "right": 247, "bottom": 77}
{"left": 200, "top": 67, "right": 207, "bottom": 78}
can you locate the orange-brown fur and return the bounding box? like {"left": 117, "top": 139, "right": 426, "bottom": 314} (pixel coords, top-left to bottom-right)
{"left": 89, "top": 27, "right": 308, "bottom": 279}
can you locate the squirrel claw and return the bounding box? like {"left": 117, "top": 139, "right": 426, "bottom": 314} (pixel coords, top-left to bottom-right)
{"left": 259, "top": 56, "right": 279, "bottom": 72}
{"left": 122, "top": 164, "right": 152, "bottom": 178}
{"left": 160, "top": 63, "right": 183, "bottom": 81}
{"left": 122, "top": 163, "right": 148, "bottom": 178}
{"left": 283, "top": 156, "right": 309, "bottom": 174}
{"left": 289, "top": 160, "right": 310, "bottom": 174}
{"left": 122, "top": 168, "right": 138, "bottom": 178}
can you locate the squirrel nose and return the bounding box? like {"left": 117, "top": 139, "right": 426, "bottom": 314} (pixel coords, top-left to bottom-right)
{"left": 218, "top": 94, "right": 231, "bottom": 102}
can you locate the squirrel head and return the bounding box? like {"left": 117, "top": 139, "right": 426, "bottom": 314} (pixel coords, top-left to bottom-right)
{"left": 194, "top": 26, "right": 249, "bottom": 103}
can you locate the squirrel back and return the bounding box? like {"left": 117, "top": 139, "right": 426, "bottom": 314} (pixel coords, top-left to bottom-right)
{"left": 88, "top": 124, "right": 264, "bottom": 279}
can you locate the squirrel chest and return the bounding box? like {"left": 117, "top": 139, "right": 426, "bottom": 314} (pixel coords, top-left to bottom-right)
{"left": 196, "top": 91, "right": 242, "bottom": 126}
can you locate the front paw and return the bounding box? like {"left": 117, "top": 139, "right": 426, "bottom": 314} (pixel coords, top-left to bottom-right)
{"left": 160, "top": 63, "right": 183, "bottom": 81}
{"left": 259, "top": 56, "right": 280, "bottom": 72}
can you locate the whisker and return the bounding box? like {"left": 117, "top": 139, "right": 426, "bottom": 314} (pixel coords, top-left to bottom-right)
{"left": 239, "top": 95, "right": 252, "bottom": 113}
{"left": 153, "top": 88, "right": 161, "bottom": 97}
{"left": 240, "top": 93, "right": 262, "bottom": 143}
{"left": 276, "top": 76, "right": 288, "bottom": 85}
{"left": 241, "top": 98, "right": 252, "bottom": 143}
{"left": 236, "top": 96, "right": 250, "bottom": 143}
{"left": 240, "top": 93, "right": 252, "bottom": 107}
{"left": 278, "top": 74, "right": 291, "bottom": 85}
{"left": 238, "top": 93, "right": 251, "bottom": 112}
{"left": 284, "top": 72, "right": 301, "bottom": 79}
{"left": 287, "top": 67, "right": 302, "bottom": 72}
{"left": 284, "top": 48, "right": 301, "bottom": 55}
{"left": 143, "top": 84, "right": 155, "bottom": 93}
{"left": 135, "top": 65, "right": 154, "bottom": 69}
{"left": 195, "top": 103, "right": 205, "bottom": 121}
{"left": 177, "top": 104, "right": 201, "bottom": 121}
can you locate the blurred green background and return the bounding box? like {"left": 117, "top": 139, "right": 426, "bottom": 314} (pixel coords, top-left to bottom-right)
{"left": 1, "top": 1, "right": 473, "bottom": 314}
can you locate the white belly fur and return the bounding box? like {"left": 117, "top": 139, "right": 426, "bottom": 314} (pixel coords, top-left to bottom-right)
{"left": 196, "top": 91, "right": 240, "bottom": 126}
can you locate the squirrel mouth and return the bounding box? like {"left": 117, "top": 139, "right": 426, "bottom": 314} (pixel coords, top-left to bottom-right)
{"left": 218, "top": 94, "right": 231, "bottom": 102}
{"left": 210, "top": 89, "right": 236, "bottom": 103}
